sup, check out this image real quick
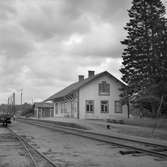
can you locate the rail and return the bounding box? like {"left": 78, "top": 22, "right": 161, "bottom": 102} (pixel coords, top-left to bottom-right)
{"left": 17, "top": 118, "right": 167, "bottom": 160}
{"left": 8, "top": 127, "right": 58, "bottom": 167}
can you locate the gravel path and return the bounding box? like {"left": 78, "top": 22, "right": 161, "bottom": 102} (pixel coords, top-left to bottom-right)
{"left": 38, "top": 117, "right": 167, "bottom": 141}
{"left": 0, "top": 126, "right": 31, "bottom": 167}
{"left": 10, "top": 121, "right": 167, "bottom": 167}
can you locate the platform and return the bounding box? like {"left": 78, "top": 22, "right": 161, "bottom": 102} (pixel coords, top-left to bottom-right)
{"left": 28, "top": 117, "right": 167, "bottom": 147}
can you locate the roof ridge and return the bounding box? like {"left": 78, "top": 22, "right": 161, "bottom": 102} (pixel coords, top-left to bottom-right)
{"left": 46, "top": 71, "right": 124, "bottom": 101}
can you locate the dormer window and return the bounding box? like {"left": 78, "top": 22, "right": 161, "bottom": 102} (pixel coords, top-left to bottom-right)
{"left": 98, "top": 81, "right": 110, "bottom": 96}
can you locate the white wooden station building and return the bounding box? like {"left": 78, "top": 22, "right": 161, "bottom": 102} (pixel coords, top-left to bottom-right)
{"left": 43, "top": 71, "right": 128, "bottom": 119}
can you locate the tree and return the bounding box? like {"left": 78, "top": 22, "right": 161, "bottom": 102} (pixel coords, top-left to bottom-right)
{"left": 120, "top": 0, "right": 167, "bottom": 116}
{"left": 121, "top": 0, "right": 167, "bottom": 92}
{"left": 120, "top": 86, "right": 131, "bottom": 118}
{"left": 135, "top": 81, "right": 167, "bottom": 116}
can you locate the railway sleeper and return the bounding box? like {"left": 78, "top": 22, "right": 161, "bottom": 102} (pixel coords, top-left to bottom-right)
{"left": 119, "top": 150, "right": 141, "bottom": 155}
{"left": 151, "top": 148, "right": 167, "bottom": 152}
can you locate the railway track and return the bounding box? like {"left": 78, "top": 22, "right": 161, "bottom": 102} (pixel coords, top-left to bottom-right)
{"left": 17, "top": 118, "right": 167, "bottom": 160}
{"left": 8, "top": 127, "right": 57, "bottom": 167}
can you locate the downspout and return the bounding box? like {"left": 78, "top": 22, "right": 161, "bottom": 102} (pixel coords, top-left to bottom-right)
{"left": 77, "top": 90, "right": 80, "bottom": 119}
{"left": 127, "top": 96, "right": 130, "bottom": 118}
{"left": 37, "top": 107, "right": 39, "bottom": 119}
{"left": 53, "top": 102, "right": 55, "bottom": 117}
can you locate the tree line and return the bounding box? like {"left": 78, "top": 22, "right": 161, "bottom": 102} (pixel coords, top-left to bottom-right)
{"left": 121, "top": 0, "right": 167, "bottom": 117}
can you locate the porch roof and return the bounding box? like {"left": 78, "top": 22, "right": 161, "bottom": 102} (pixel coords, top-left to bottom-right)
{"left": 34, "top": 102, "right": 54, "bottom": 108}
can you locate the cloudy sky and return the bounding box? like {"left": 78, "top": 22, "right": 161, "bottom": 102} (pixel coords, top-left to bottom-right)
{"left": 0, "top": 0, "right": 166, "bottom": 104}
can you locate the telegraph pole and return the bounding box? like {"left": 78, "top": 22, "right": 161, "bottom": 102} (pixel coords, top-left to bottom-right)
{"left": 32, "top": 97, "right": 34, "bottom": 104}
{"left": 12, "top": 92, "right": 15, "bottom": 114}
{"left": 8, "top": 95, "right": 12, "bottom": 114}
{"left": 20, "top": 89, "right": 23, "bottom": 105}
{"left": 7, "top": 97, "right": 9, "bottom": 114}
{"left": 7, "top": 92, "right": 15, "bottom": 114}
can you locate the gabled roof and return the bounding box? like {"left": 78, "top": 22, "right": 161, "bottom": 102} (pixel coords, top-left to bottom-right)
{"left": 46, "top": 71, "right": 125, "bottom": 101}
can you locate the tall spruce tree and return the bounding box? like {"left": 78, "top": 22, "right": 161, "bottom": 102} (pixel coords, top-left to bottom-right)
{"left": 121, "top": 0, "right": 167, "bottom": 95}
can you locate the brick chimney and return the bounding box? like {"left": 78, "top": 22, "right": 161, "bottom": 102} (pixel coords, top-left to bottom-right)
{"left": 88, "top": 70, "right": 95, "bottom": 78}
{"left": 78, "top": 75, "right": 84, "bottom": 82}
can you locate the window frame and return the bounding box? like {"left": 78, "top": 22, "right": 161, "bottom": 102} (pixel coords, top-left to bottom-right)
{"left": 85, "top": 100, "right": 94, "bottom": 113}
{"left": 55, "top": 103, "right": 58, "bottom": 114}
{"left": 100, "top": 100, "right": 109, "bottom": 113}
{"left": 98, "top": 81, "right": 110, "bottom": 96}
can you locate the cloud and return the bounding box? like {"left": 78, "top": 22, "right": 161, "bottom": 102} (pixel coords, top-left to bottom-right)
{"left": 0, "top": 23, "right": 34, "bottom": 59}
{"left": 63, "top": 22, "right": 123, "bottom": 58}
{"left": 0, "top": 0, "right": 16, "bottom": 21}
{"left": 17, "top": 1, "right": 90, "bottom": 41}
{"left": 16, "top": 0, "right": 131, "bottom": 41}
{"left": 0, "top": 0, "right": 134, "bottom": 103}
{"left": 64, "top": 0, "right": 130, "bottom": 21}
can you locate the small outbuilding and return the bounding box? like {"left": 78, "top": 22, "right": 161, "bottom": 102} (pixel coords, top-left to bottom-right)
{"left": 34, "top": 102, "right": 54, "bottom": 118}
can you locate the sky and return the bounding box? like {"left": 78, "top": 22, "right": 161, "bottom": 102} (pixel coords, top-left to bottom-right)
{"left": 0, "top": 0, "right": 167, "bottom": 104}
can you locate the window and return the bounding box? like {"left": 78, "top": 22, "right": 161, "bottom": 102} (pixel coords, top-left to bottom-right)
{"left": 101, "top": 101, "right": 109, "bottom": 113}
{"left": 115, "top": 101, "right": 122, "bottom": 113}
{"left": 55, "top": 103, "right": 58, "bottom": 114}
{"left": 86, "top": 100, "right": 94, "bottom": 113}
{"left": 64, "top": 102, "right": 67, "bottom": 113}
{"left": 61, "top": 102, "right": 64, "bottom": 113}
{"left": 50, "top": 108, "right": 54, "bottom": 117}
{"left": 99, "top": 81, "right": 110, "bottom": 96}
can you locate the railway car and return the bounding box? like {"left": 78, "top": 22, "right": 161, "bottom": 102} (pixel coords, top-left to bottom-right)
{"left": 0, "top": 113, "right": 12, "bottom": 127}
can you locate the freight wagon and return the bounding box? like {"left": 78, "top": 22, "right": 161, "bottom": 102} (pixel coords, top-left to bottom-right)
{"left": 0, "top": 113, "right": 12, "bottom": 127}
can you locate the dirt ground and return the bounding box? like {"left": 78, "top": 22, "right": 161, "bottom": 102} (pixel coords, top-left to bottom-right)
{"left": 89, "top": 121, "right": 167, "bottom": 141}
{"left": 10, "top": 121, "right": 167, "bottom": 167}
{"left": 0, "top": 126, "right": 31, "bottom": 167}
{"left": 38, "top": 117, "right": 167, "bottom": 141}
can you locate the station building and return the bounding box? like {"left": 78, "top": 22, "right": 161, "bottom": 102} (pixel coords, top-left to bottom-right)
{"left": 45, "top": 71, "right": 128, "bottom": 119}
{"left": 34, "top": 102, "right": 54, "bottom": 118}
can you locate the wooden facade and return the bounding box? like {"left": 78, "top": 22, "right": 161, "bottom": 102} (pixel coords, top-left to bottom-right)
{"left": 34, "top": 102, "right": 54, "bottom": 118}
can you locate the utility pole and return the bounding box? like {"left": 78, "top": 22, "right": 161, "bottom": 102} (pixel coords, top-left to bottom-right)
{"left": 9, "top": 95, "right": 12, "bottom": 114}
{"left": 7, "top": 92, "right": 15, "bottom": 114}
{"left": 20, "top": 89, "right": 23, "bottom": 105}
{"left": 32, "top": 97, "right": 34, "bottom": 104}
{"left": 12, "top": 92, "right": 15, "bottom": 114}
{"left": 7, "top": 98, "right": 9, "bottom": 114}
